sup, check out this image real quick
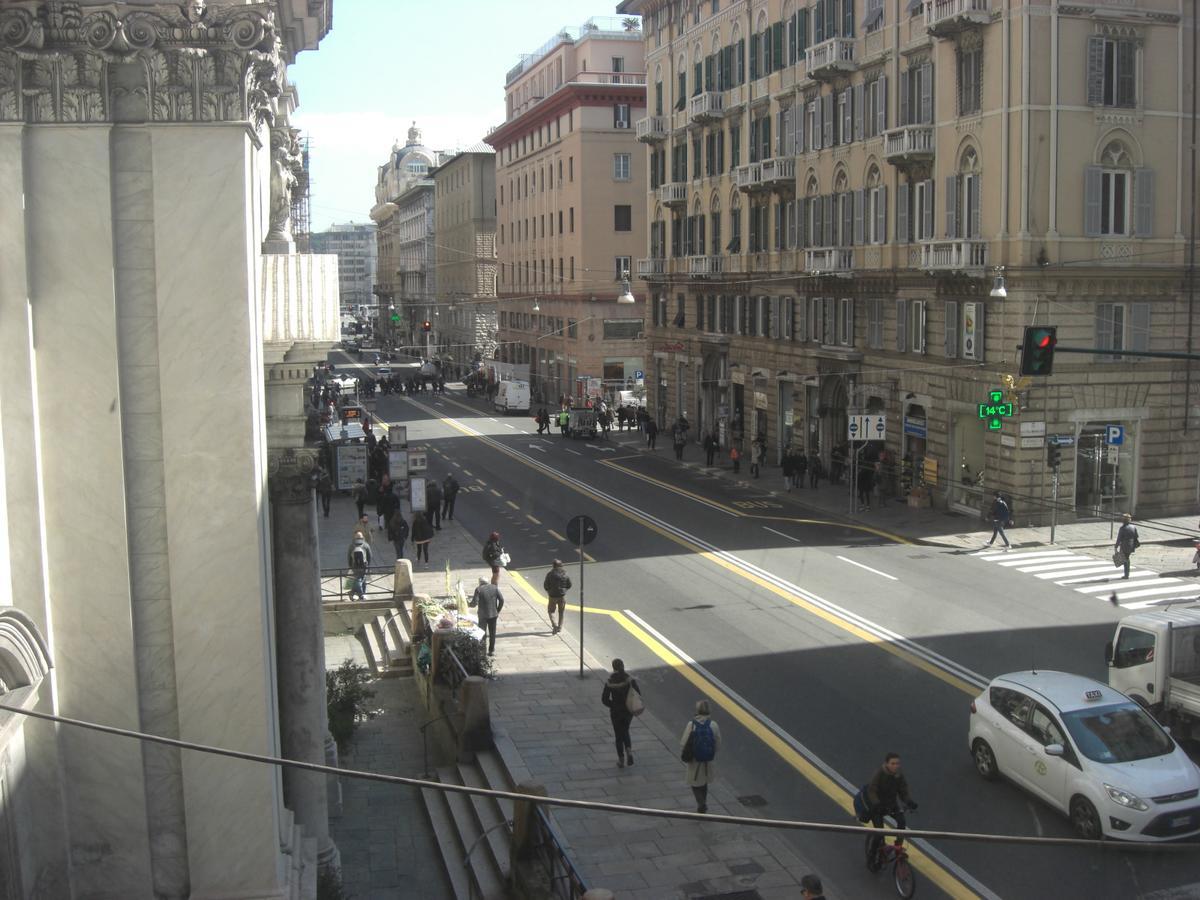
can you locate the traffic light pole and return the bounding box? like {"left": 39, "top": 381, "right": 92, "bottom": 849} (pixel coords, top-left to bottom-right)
{"left": 1050, "top": 470, "right": 1059, "bottom": 545}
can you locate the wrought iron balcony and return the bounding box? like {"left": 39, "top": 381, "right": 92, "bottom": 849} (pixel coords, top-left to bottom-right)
{"left": 636, "top": 258, "right": 667, "bottom": 279}
{"left": 657, "top": 182, "right": 688, "bottom": 207}
{"left": 636, "top": 115, "right": 669, "bottom": 143}
{"left": 804, "top": 247, "right": 854, "bottom": 273}
{"left": 805, "top": 37, "right": 856, "bottom": 81}
{"left": 688, "top": 256, "right": 724, "bottom": 277}
{"left": 920, "top": 238, "right": 989, "bottom": 272}
{"left": 883, "top": 126, "right": 935, "bottom": 166}
{"left": 925, "top": 0, "right": 990, "bottom": 37}
{"left": 689, "top": 92, "right": 725, "bottom": 124}
{"left": 734, "top": 162, "right": 764, "bottom": 192}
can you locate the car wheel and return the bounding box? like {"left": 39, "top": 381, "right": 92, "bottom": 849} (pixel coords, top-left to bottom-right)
{"left": 972, "top": 739, "right": 999, "bottom": 782}
{"left": 1070, "top": 796, "right": 1103, "bottom": 841}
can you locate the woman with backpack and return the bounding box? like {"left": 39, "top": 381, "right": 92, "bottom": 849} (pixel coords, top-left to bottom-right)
{"left": 600, "top": 659, "right": 642, "bottom": 768}
{"left": 680, "top": 699, "right": 721, "bottom": 813}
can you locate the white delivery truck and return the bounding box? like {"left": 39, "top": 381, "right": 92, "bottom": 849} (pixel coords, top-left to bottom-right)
{"left": 493, "top": 380, "right": 531, "bottom": 414}
{"left": 1106, "top": 606, "right": 1200, "bottom": 742}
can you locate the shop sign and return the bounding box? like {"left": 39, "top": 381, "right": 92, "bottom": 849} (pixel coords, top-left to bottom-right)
{"left": 1001, "top": 435, "right": 1017, "bottom": 448}
{"left": 922, "top": 457, "right": 939, "bottom": 487}
{"left": 655, "top": 341, "right": 685, "bottom": 352}
{"left": 1020, "top": 437, "right": 1044, "bottom": 449}
{"left": 1019, "top": 421, "right": 1045, "bottom": 437}
{"left": 754, "top": 391, "right": 768, "bottom": 410}
{"left": 731, "top": 370, "right": 745, "bottom": 385}
{"left": 784, "top": 409, "right": 794, "bottom": 426}
{"left": 903, "top": 416, "right": 928, "bottom": 438}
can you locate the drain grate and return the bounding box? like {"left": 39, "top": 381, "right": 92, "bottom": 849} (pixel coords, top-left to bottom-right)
{"left": 736, "top": 794, "right": 768, "bottom": 807}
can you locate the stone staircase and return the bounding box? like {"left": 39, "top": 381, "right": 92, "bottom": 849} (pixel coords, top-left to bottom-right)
{"left": 421, "top": 749, "right": 514, "bottom": 900}
{"left": 356, "top": 607, "right": 413, "bottom": 678}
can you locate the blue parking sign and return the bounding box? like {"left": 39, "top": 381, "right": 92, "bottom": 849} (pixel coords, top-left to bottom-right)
{"left": 1105, "top": 424, "right": 1124, "bottom": 446}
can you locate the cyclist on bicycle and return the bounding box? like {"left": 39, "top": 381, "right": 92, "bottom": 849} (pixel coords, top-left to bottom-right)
{"left": 866, "top": 752, "right": 918, "bottom": 855}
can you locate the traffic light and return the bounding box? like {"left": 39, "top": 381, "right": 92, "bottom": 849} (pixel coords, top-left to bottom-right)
{"left": 1046, "top": 442, "right": 1062, "bottom": 469}
{"left": 1020, "top": 326, "right": 1057, "bottom": 376}
{"left": 421, "top": 320, "right": 432, "bottom": 332}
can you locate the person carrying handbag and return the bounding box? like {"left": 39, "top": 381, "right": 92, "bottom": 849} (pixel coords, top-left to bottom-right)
{"left": 679, "top": 700, "right": 721, "bottom": 813}
{"left": 600, "top": 659, "right": 642, "bottom": 768}
{"left": 1115, "top": 513, "right": 1140, "bottom": 579}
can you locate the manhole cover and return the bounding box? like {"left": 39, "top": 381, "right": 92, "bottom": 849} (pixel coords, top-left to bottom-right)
{"left": 737, "top": 794, "right": 768, "bottom": 807}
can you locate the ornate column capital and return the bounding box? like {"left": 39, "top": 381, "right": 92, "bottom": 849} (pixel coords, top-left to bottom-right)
{"left": 267, "top": 446, "right": 318, "bottom": 504}
{"left": 0, "top": 1, "right": 285, "bottom": 125}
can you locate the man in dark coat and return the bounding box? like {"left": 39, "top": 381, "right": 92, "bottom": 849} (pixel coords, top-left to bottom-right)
{"left": 542, "top": 559, "right": 572, "bottom": 634}
{"left": 441, "top": 475, "right": 460, "bottom": 521}
{"left": 425, "top": 478, "right": 443, "bottom": 530}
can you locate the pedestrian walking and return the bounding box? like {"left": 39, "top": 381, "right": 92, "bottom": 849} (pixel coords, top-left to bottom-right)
{"left": 411, "top": 510, "right": 433, "bottom": 563}
{"left": 1115, "top": 513, "right": 1140, "bottom": 579}
{"left": 984, "top": 490, "right": 1012, "bottom": 548}
{"left": 468, "top": 577, "right": 505, "bottom": 656}
{"left": 346, "top": 534, "right": 372, "bottom": 600}
{"left": 601, "top": 659, "right": 642, "bottom": 768}
{"left": 482, "top": 531, "right": 506, "bottom": 585}
{"left": 441, "top": 474, "right": 459, "bottom": 521}
{"left": 558, "top": 408, "right": 570, "bottom": 437}
{"left": 352, "top": 514, "right": 374, "bottom": 546}
{"left": 704, "top": 431, "right": 718, "bottom": 466}
{"left": 800, "top": 874, "right": 826, "bottom": 899}
{"left": 730, "top": 444, "right": 741, "bottom": 473}
{"left": 793, "top": 447, "right": 808, "bottom": 489}
{"left": 672, "top": 421, "right": 686, "bottom": 460}
{"left": 389, "top": 507, "right": 409, "bottom": 560}
{"left": 543, "top": 559, "right": 572, "bottom": 634}
{"left": 316, "top": 466, "right": 332, "bottom": 517}
{"left": 645, "top": 419, "right": 658, "bottom": 450}
{"left": 679, "top": 699, "right": 720, "bottom": 813}
{"left": 750, "top": 436, "right": 765, "bottom": 478}
{"left": 426, "top": 478, "right": 443, "bottom": 530}
{"left": 377, "top": 479, "right": 400, "bottom": 539}
{"left": 351, "top": 477, "right": 366, "bottom": 519}
{"left": 781, "top": 447, "right": 795, "bottom": 491}
{"left": 808, "top": 449, "right": 822, "bottom": 488}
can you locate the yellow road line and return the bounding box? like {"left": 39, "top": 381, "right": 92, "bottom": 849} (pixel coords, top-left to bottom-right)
{"left": 507, "top": 570, "right": 974, "bottom": 900}
{"left": 505, "top": 500, "right": 520, "bottom": 510}
{"left": 598, "top": 458, "right": 911, "bottom": 545}
{"left": 526, "top": 514, "right": 542, "bottom": 525}
{"left": 583, "top": 552, "right": 596, "bottom": 563}
{"left": 547, "top": 529, "right": 566, "bottom": 542}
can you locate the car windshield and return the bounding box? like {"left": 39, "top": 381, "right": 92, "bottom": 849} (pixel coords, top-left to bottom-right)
{"left": 1060, "top": 702, "right": 1174, "bottom": 763}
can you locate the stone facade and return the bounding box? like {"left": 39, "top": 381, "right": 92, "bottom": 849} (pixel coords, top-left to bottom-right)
{"left": 309, "top": 222, "right": 378, "bottom": 313}
{"left": 619, "top": 0, "right": 1199, "bottom": 519}
{"left": 0, "top": 1, "right": 336, "bottom": 897}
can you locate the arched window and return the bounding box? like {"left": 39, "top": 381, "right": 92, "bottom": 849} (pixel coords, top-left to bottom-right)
{"left": 688, "top": 197, "right": 705, "bottom": 256}
{"left": 651, "top": 204, "right": 666, "bottom": 261}
{"left": 957, "top": 146, "right": 981, "bottom": 239}
{"left": 1099, "top": 140, "right": 1131, "bottom": 236}
{"left": 693, "top": 43, "right": 704, "bottom": 97}
{"left": 865, "top": 165, "right": 887, "bottom": 244}
{"left": 730, "top": 192, "right": 743, "bottom": 253}
{"left": 834, "top": 171, "right": 850, "bottom": 246}
{"left": 676, "top": 54, "right": 687, "bottom": 110}
{"left": 654, "top": 64, "right": 664, "bottom": 116}
{"left": 804, "top": 175, "right": 820, "bottom": 248}
{"left": 709, "top": 192, "right": 723, "bottom": 256}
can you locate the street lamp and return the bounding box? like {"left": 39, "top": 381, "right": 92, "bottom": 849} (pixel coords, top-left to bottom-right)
{"left": 532, "top": 296, "right": 541, "bottom": 312}
{"left": 617, "top": 270, "right": 636, "bottom": 304}
{"left": 989, "top": 266, "right": 1007, "bottom": 299}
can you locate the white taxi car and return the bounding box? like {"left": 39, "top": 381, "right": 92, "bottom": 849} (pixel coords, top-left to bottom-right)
{"left": 968, "top": 670, "right": 1200, "bottom": 841}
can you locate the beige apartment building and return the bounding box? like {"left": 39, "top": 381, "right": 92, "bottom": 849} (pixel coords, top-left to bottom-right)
{"left": 618, "top": 0, "right": 1199, "bottom": 519}
{"left": 485, "top": 17, "right": 649, "bottom": 404}
{"left": 432, "top": 146, "right": 500, "bottom": 378}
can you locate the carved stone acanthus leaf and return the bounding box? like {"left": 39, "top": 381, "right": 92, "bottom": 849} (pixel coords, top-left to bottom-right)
{"left": 0, "top": 1, "right": 282, "bottom": 125}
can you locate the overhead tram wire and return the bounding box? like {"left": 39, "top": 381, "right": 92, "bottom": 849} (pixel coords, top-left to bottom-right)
{"left": 3, "top": 700, "right": 1197, "bottom": 854}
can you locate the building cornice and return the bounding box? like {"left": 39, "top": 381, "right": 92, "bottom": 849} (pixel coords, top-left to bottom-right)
{"left": 485, "top": 82, "right": 646, "bottom": 149}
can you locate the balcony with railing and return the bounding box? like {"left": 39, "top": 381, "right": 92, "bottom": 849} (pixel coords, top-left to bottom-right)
{"left": 734, "top": 162, "right": 764, "bottom": 192}
{"left": 636, "top": 258, "right": 667, "bottom": 279}
{"left": 925, "top": 0, "right": 990, "bottom": 37}
{"left": 805, "top": 37, "right": 856, "bottom": 81}
{"left": 689, "top": 91, "right": 724, "bottom": 124}
{"left": 657, "top": 182, "right": 688, "bottom": 207}
{"left": 804, "top": 247, "right": 855, "bottom": 273}
{"left": 636, "top": 115, "right": 668, "bottom": 143}
{"left": 688, "top": 256, "right": 724, "bottom": 277}
{"left": 883, "top": 126, "right": 935, "bottom": 167}
{"left": 760, "top": 157, "right": 796, "bottom": 190}
{"left": 920, "top": 238, "right": 989, "bottom": 272}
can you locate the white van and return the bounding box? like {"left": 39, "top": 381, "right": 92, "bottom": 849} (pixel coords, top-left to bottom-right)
{"left": 494, "top": 380, "right": 531, "bottom": 414}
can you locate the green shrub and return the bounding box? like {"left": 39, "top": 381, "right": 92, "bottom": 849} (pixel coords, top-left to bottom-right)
{"left": 439, "top": 631, "right": 494, "bottom": 681}
{"left": 326, "top": 660, "right": 375, "bottom": 752}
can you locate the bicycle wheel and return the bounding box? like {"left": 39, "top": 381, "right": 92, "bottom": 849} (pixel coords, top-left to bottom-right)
{"left": 893, "top": 856, "right": 916, "bottom": 898}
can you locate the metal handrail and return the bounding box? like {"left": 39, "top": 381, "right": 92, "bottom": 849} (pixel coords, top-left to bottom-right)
{"left": 463, "top": 819, "right": 514, "bottom": 900}
{"left": 319, "top": 565, "right": 393, "bottom": 603}
{"left": 530, "top": 806, "right": 589, "bottom": 899}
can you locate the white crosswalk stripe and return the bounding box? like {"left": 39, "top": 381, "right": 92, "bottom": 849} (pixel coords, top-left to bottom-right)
{"left": 972, "top": 546, "right": 1200, "bottom": 607}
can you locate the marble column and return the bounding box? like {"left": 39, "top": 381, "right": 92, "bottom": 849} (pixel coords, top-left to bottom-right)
{"left": 268, "top": 447, "right": 339, "bottom": 873}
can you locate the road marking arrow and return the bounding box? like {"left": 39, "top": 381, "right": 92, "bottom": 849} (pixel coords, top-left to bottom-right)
{"left": 528, "top": 444, "right": 546, "bottom": 453}
{"left": 585, "top": 444, "right": 617, "bottom": 452}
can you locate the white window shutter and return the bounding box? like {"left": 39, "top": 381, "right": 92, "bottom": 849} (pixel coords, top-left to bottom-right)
{"left": 854, "top": 188, "right": 865, "bottom": 245}
{"left": 1095, "top": 302, "right": 1114, "bottom": 352}
{"left": 897, "top": 182, "right": 910, "bottom": 243}
{"left": 920, "top": 62, "right": 933, "bottom": 124}
{"left": 823, "top": 95, "right": 833, "bottom": 148}
{"left": 922, "top": 179, "right": 934, "bottom": 241}
{"left": 944, "top": 300, "right": 958, "bottom": 357}
{"left": 969, "top": 175, "right": 981, "bottom": 238}
{"left": 899, "top": 69, "right": 909, "bottom": 126}
{"left": 823, "top": 298, "right": 835, "bottom": 344}
{"left": 945, "top": 175, "right": 958, "bottom": 238}
{"left": 916, "top": 300, "right": 927, "bottom": 353}
{"left": 876, "top": 185, "right": 888, "bottom": 244}
{"left": 1129, "top": 302, "right": 1150, "bottom": 352}
{"left": 854, "top": 83, "right": 864, "bottom": 141}
{"left": 847, "top": 299, "right": 855, "bottom": 346}
{"left": 1086, "top": 36, "right": 1106, "bottom": 106}
{"left": 877, "top": 75, "right": 887, "bottom": 134}
{"left": 1134, "top": 168, "right": 1154, "bottom": 237}
{"left": 824, "top": 194, "right": 835, "bottom": 246}
{"left": 896, "top": 299, "right": 908, "bottom": 351}
{"left": 1084, "top": 166, "right": 1103, "bottom": 236}
{"left": 842, "top": 90, "right": 853, "bottom": 144}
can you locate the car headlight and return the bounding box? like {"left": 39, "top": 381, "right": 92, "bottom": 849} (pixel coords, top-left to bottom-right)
{"left": 1104, "top": 784, "right": 1149, "bottom": 812}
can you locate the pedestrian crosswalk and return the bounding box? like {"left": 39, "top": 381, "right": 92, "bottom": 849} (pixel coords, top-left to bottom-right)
{"left": 972, "top": 548, "right": 1200, "bottom": 609}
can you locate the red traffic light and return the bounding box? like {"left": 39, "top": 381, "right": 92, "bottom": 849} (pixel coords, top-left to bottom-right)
{"left": 421, "top": 320, "right": 432, "bottom": 332}
{"left": 1037, "top": 334, "right": 1052, "bottom": 349}
{"left": 1020, "top": 325, "right": 1057, "bottom": 376}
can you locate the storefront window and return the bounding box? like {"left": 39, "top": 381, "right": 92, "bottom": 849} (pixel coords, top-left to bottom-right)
{"left": 952, "top": 413, "right": 986, "bottom": 510}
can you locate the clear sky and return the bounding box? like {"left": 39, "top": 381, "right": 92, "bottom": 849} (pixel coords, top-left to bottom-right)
{"left": 289, "top": 1, "right": 636, "bottom": 232}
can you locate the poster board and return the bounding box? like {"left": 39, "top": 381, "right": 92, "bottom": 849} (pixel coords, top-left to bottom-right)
{"left": 389, "top": 449, "right": 409, "bottom": 480}
{"left": 410, "top": 476, "right": 427, "bottom": 513}
{"left": 334, "top": 444, "right": 368, "bottom": 491}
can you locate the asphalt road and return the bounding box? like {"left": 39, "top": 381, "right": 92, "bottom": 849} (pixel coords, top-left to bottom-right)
{"left": 333, "top": 358, "right": 1199, "bottom": 899}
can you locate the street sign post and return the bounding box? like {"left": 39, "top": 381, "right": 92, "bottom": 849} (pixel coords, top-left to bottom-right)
{"left": 566, "top": 515, "right": 598, "bottom": 677}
